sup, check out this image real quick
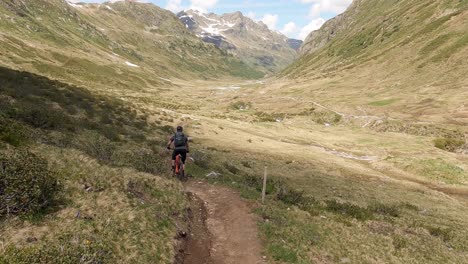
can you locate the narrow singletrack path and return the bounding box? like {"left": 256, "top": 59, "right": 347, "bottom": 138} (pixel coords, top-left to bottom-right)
{"left": 184, "top": 180, "right": 265, "bottom": 264}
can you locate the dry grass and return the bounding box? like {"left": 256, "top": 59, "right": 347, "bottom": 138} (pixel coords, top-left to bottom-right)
{"left": 0, "top": 145, "right": 187, "bottom": 263}
{"left": 149, "top": 77, "right": 468, "bottom": 263}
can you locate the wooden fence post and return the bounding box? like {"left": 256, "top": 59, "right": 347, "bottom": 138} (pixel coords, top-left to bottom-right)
{"left": 262, "top": 166, "right": 268, "bottom": 204}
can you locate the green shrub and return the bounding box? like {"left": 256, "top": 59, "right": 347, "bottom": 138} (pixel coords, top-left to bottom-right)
{"left": 242, "top": 174, "right": 280, "bottom": 194}
{"left": 434, "top": 137, "right": 465, "bottom": 152}
{"left": 277, "top": 187, "right": 306, "bottom": 206}
{"left": 0, "top": 235, "right": 113, "bottom": 264}
{"left": 73, "top": 132, "right": 116, "bottom": 163}
{"left": 0, "top": 149, "right": 60, "bottom": 217}
{"left": 113, "top": 147, "right": 166, "bottom": 175}
{"left": 17, "top": 104, "right": 71, "bottom": 130}
{"left": 427, "top": 226, "right": 453, "bottom": 242}
{"left": 369, "top": 202, "right": 400, "bottom": 217}
{"left": 191, "top": 150, "right": 211, "bottom": 169}
{"left": 268, "top": 243, "right": 298, "bottom": 262}
{"left": 392, "top": 235, "right": 408, "bottom": 250}
{"left": 230, "top": 101, "right": 252, "bottom": 111}
{"left": 241, "top": 160, "right": 253, "bottom": 168}
{"left": 0, "top": 117, "right": 30, "bottom": 147}
{"left": 325, "top": 200, "right": 373, "bottom": 221}
{"left": 224, "top": 162, "right": 240, "bottom": 174}
{"left": 255, "top": 111, "right": 284, "bottom": 122}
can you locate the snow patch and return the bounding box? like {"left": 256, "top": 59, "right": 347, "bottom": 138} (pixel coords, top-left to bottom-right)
{"left": 67, "top": 2, "right": 83, "bottom": 8}
{"left": 317, "top": 146, "right": 378, "bottom": 161}
{"left": 216, "top": 85, "right": 241, "bottom": 90}
{"left": 159, "top": 77, "right": 172, "bottom": 82}
{"left": 201, "top": 24, "right": 223, "bottom": 36}
{"left": 125, "top": 61, "right": 139, "bottom": 67}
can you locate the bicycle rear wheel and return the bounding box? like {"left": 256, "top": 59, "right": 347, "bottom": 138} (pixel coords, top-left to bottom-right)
{"left": 175, "top": 155, "right": 184, "bottom": 181}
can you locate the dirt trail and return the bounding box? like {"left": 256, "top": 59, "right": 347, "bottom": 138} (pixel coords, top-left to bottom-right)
{"left": 183, "top": 181, "right": 266, "bottom": 264}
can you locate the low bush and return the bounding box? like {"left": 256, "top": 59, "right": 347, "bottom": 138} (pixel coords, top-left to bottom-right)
{"left": 241, "top": 160, "right": 253, "bottom": 168}
{"left": 434, "top": 137, "right": 465, "bottom": 152}
{"left": 0, "top": 149, "right": 61, "bottom": 217}
{"left": 426, "top": 226, "right": 453, "bottom": 242}
{"left": 230, "top": 101, "right": 252, "bottom": 111}
{"left": 16, "top": 104, "right": 71, "bottom": 130}
{"left": 369, "top": 202, "right": 400, "bottom": 217}
{"left": 255, "top": 111, "right": 284, "bottom": 122}
{"left": 0, "top": 235, "right": 113, "bottom": 264}
{"left": 191, "top": 150, "right": 211, "bottom": 169}
{"left": 277, "top": 187, "right": 306, "bottom": 206}
{"left": 325, "top": 200, "right": 373, "bottom": 221}
{"left": 0, "top": 117, "right": 31, "bottom": 147}
{"left": 113, "top": 147, "right": 166, "bottom": 175}
{"left": 223, "top": 162, "right": 240, "bottom": 174}
{"left": 242, "top": 174, "right": 281, "bottom": 195}
{"left": 73, "top": 132, "right": 116, "bottom": 163}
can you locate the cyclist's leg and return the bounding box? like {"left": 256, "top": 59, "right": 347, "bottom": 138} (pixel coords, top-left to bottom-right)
{"left": 180, "top": 150, "right": 187, "bottom": 171}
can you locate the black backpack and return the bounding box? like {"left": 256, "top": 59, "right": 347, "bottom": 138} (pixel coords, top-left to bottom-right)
{"left": 174, "top": 132, "right": 186, "bottom": 148}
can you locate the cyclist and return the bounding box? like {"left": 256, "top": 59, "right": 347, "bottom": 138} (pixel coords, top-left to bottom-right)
{"left": 166, "top": 126, "right": 189, "bottom": 173}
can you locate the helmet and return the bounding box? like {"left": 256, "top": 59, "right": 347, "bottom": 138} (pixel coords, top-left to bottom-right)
{"left": 176, "top": 126, "right": 183, "bottom": 132}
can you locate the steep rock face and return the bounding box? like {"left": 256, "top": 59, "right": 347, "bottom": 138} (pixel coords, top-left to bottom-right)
{"left": 287, "top": 39, "right": 303, "bottom": 51}
{"left": 178, "top": 9, "right": 299, "bottom": 73}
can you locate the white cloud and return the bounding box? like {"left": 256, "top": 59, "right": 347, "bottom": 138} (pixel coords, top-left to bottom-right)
{"left": 295, "top": 0, "right": 351, "bottom": 40}
{"left": 246, "top": 11, "right": 256, "bottom": 20}
{"left": 280, "top": 22, "right": 298, "bottom": 37}
{"left": 190, "top": 0, "right": 218, "bottom": 12}
{"left": 261, "top": 14, "right": 278, "bottom": 30}
{"left": 166, "top": 0, "right": 183, "bottom": 12}
{"left": 300, "top": 0, "right": 352, "bottom": 18}
{"left": 298, "top": 18, "right": 325, "bottom": 40}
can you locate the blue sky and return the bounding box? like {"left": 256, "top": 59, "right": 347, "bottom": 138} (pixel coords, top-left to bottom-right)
{"left": 71, "top": 0, "right": 353, "bottom": 40}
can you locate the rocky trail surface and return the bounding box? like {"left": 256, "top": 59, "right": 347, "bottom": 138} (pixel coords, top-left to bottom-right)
{"left": 181, "top": 181, "right": 266, "bottom": 264}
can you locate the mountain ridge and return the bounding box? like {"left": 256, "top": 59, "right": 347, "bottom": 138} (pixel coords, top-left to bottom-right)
{"left": 0, "top": 0, "right": 264, "bottom": 94}
{"left": 279, "top": 0, "right": 468, "bottom": 124}
{"left": 178, "top": 9, "right": 300, "bottom": 73}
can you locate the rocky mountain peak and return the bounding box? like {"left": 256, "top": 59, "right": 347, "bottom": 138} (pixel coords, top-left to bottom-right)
{"left": 178, "top": 9, "right": 300, "bottom": 73}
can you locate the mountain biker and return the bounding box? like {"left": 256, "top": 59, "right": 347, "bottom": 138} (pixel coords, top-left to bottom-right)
{"left": 166, "top": 126, "right": 189, "bottom": 173}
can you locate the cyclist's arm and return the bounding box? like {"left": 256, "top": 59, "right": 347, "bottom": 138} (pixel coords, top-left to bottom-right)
{"left": 186, "top": 139, "right": 190, "bottom": 153}
{"left": 166, "top": 137, "right": 174, "bottom": 149}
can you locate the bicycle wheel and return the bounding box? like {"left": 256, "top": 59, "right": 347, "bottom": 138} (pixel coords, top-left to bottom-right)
{"left": 180, "top": 165, "right": 185, "bottom": 181}
{"left": 175, "top": 155, "right": 183, "bottom": 180}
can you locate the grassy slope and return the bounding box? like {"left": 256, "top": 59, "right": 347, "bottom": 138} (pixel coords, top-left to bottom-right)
{"left": 0, "top": 66, "right": 187, "bottom": 263}
{"left": 278, "top": 0, "right": 468, "bottom": 124}
{"left": 154, "top": 78, "right": 468, "bottom": 263}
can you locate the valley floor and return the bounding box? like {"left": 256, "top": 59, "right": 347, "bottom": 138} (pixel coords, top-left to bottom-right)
{"left": 144, "top": 78, "right": 468, "bottom": 263}
{"left": 2, "top": 75, "right": 467, "bottom": 263}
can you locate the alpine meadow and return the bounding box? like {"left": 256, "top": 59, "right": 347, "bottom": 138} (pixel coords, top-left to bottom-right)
{"left": 0, "top": 0, "right": 467, "bottom": 264}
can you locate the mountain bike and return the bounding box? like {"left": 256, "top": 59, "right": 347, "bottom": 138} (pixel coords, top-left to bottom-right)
{"left": 174, "top": 153, "right": 185, "bottom": 181}
{"left": 169, "top": 148, "right": 186, "bottom": 181}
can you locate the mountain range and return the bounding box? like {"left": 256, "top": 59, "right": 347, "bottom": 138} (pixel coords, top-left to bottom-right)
{"left": 0, "top": 0, "right": 264, "bottom": 95}
{"left": 178, "top": 9, "right": 301, "bottom": 73}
